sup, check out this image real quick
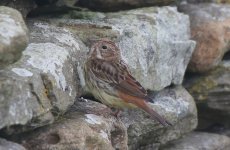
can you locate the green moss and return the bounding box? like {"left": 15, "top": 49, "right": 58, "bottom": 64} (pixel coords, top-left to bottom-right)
{"left": 188, "top": 75, "right": 217, "bottom": 101}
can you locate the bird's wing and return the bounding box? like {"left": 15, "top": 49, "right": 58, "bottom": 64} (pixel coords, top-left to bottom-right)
{"left": 90, "top": 59, "right": 149, "bottom": 100}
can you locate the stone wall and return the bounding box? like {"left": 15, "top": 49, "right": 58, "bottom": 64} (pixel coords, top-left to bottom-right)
{"left": 0, "top": 0, "right": 230, "bottom": 150}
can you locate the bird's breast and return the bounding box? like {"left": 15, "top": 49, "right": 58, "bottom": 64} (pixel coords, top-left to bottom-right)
{"left": 84, "top": 65, "right": 136, "bottom": 109}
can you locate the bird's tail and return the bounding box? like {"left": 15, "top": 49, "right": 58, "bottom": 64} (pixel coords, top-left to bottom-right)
{"left": 118, "top": 92, "right": 172, "bottom": 126}
{"left": 138, "top": 101, "right": 172, "bottom": 126}
{"left": 131, "top": 98, "right": 172, "bottom": 126}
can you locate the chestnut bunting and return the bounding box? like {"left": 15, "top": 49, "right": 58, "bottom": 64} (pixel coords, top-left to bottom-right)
{"left": 84, "top": 39, "right": 172, "bottom": 126}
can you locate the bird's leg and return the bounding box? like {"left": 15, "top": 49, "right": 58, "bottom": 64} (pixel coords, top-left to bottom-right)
{"left": 111, "top": 108, "right": 122, "bottom": 118}
{"left": 96, "top": 107, "right": 122, "bottom": 118}
{"left": 98, "top": 107, "right": 113, "bottom": 117}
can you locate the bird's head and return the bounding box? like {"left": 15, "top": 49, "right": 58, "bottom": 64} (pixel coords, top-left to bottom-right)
{"left": 89, "top": 39, "right": 120, "bottom": 61}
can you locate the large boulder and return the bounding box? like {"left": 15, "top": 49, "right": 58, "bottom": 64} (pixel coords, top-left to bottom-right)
{"left": 0, "top": 6, "right": 29, "bottom": 68}
{"left": 0, "top": 20, "right": 88, "bottom": 133}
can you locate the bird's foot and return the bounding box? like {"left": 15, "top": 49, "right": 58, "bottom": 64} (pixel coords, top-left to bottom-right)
{"left": 110, "top": 108, "right": 122, "bottom": 118}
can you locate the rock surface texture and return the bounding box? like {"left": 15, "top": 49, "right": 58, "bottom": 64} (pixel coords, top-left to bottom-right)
{"left": 161, "top": 132, "right": 230, "bottom": 150}
{"left": 0, "top": 20, "right": 87, "bottom": 132}
{"left": 18, "top": 100, "right": 128, "bottom": 150}
{"left": 185, "top": 61, "right": 230, "bottom": 110}
{"left": 60, "top": 7, "right": 195, "bottom": 91}
{"left": 0, "top": 4, "right": 198, "bottom": 150}
{"left": 0, "top": 138, "right": 26, "bottom": 150}
{"left": 0, "top": 6, "right": 29, "bottom": 68}
{"left": 184, "top": 61, "right": 230, "bottom": 130}
{"left": 122, "top": 86, "right": 197, "bottom": 150}
{"left": 17, "top": 86, "right": 197, "bottom": 150}
{"left": 179, "top": 3, "right": 230, "bottom": 72}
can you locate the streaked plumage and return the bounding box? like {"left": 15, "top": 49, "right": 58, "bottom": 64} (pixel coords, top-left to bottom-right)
{"left": 84, "top": 39, "right": 171, "bottom": 126}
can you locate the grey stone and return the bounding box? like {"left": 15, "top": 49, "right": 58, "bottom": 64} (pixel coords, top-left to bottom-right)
{"left": 185, "top": 61, "right": 230, "bottom": 111}
{"left": 0, "top": 138, "right": 26, "bottom": 150}
{"left": 0, "top": 6, "right": 196, "bottom": 136}
{"left": 18, "top": 100, "right": 128, "bottom": 150}
{"left": 160, "top": 132, "right": 230, "bottom": 150}
{"left": 18, "top": 86, "right": 197, "bottom": 150}
{"left": 122, "top": 86, "right": 197, "bottom": 150}
{"left": 0, "top": 21, "right": 88, "bottom": 133}
{"left": 60, "top": 6, "right": 195, "bottom": 91}
{"left": 184, "top": 61, "right": 230, "bottom": 129}
{"left": 0, "top": 6, "right": 29, "bottom": 68}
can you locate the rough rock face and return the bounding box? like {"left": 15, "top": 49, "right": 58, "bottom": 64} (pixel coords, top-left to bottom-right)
{"left": 184, "top": 61, "right": 230, "bottom": 129}
{"left": 122, "top": 86, "right": 197, "bottom": 149}
{"left": 0, "top": 5, "right": 197, "bottom": 150}
{"left": 0, "top": 6, "right": 29, "bottom": 68}
{"left": 16, "top": 86, "right": 197, "bottom": 150}
{"left": 0, "top": 138, "right": 26, "bottom": 150}
{"left": 77, "top": 0, "right": 176, "bottom": 11}
{"left": 60, "top": 7, "right": 195, "bottom": 91}
{"left": 0, "top": 20, "right": 87, "bottom": 132}
{"left": 161, "top": 132, "right": 230, "bottom": 150}
{"left": 19, "top": 100, "right": 127, "bottom": 150}
{"left": 185, "top": 61, "right": 230, "bottom": 110}
{"left": 179, "top": 3, "right": 230, "bottom": 72}
{"left": 0, "top": 4, "right": 195, "bottom": 138}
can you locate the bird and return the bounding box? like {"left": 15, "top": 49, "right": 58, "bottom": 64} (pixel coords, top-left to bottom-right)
{"left": 84, "top": 39, "right": 172, "bottom": 126}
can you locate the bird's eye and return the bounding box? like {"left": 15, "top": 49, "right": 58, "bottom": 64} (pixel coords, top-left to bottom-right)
{"left": 102, "top": 45, "right": 107, "bottom": 49}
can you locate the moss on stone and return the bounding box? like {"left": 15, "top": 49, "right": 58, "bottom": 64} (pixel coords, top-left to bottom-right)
{"left": 188, "top": 76, "right": 217, "bottom": 101}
